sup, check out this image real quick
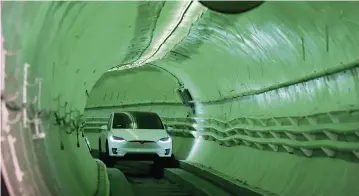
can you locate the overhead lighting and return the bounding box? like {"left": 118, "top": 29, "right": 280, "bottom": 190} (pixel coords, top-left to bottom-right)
{"left": 109, "top": 1, "right": 206, "bottom": 72}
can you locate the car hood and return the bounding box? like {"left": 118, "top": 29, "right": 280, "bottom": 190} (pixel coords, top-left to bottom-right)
{"left": 110, "top": 129, "right": 169, "bottom": 141}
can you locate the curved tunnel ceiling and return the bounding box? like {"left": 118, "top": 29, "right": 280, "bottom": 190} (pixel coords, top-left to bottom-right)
{"left": 1, "top": 1, "right": 359, "bottom": 196}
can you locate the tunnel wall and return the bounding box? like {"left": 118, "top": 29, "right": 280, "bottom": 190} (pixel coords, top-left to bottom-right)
{"left": 83, "top": 3, "right": 359, "bottom": 195}
{"left": 146, "top": 3, "right": 359, "bottom": 195}
{"left": 85, "top": 65, "right": 190, "bottom": 117}
{"left": 85, "top": 66, "right": 359, "bottom": 196}
{"left": 84, "top": 64, "right": 359, "bottom": 196}
{"left": 172, "top": 136, "right": 359, "bottom": 196}
{"left": 152, "top": 2, "right": 359, "bottom": 120}
{"left": 3, "top": 1, "right": 359, "bottom": 196}
{"left": 2, "top": 1, "right": 167, "bottom": 196}
{"left": 82, "top": 3, "right": 359, "bottom": 193}
{"left": 84, "top": 65, "right": 191, "bottom": 150}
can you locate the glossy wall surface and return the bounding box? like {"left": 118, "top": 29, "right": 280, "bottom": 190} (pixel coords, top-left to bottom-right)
{"left": 2, "top": 1, "right": 359, "bottom": 196}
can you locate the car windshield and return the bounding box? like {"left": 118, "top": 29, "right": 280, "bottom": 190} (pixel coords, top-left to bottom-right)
{"left": 112, "top": 113, "right": 133, "bottom": 129}
{"left": 131, "top": 112, "right": 164, "bottom": 129}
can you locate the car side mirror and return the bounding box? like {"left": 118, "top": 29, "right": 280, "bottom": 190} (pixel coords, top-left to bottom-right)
{"left": 167, "top": 126, "right": 174, "bottom": 133}
{"left": 100, "top": 125, "right": 108, "bottom": 131}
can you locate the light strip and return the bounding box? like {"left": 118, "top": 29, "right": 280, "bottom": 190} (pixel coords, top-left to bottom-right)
{"left": 109, "top": 1, "right": 206, "bottom": 72}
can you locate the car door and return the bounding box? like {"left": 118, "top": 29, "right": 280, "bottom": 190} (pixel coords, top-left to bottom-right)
{"left": 100, "top": 113, "right": 113, "bottom": 151}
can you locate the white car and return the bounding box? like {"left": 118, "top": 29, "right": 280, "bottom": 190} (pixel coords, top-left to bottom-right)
{"left": 98, "top": 111, "right": 173, "bottom": 167}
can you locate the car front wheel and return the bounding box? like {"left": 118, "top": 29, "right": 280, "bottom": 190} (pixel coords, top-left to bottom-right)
{"left": 98, "top": 139, "right": 115, "bottom": 167}
{"left": 156, "top": 154, "right": 179, "bottom": 168}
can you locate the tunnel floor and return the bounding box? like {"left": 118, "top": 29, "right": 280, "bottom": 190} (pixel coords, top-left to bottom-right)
{"left": 91, "top": 151, "right": 195, "bottom": 196}
{"left": 117, "top": 161, "right": 193, "bottom": 196}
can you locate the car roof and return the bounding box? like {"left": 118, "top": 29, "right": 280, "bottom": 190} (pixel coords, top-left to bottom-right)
{"left": 112, "top": 111, "right": 159, "bottom": 116}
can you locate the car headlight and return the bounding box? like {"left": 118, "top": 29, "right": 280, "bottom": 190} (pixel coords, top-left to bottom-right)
{"left": 110, "top": 135, "right": 125, "bottom": 142}
{"left": 158, "top": 137, "right": 171, "bottom": 143}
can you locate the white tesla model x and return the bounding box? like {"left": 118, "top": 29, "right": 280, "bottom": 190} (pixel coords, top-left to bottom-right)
{"left": 98, "top": 111, "right": 173, "bottom": 166}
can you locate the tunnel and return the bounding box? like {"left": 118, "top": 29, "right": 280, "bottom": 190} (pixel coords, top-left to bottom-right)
{"left": 1, "top": 1, "right": 359, "bottom": 196}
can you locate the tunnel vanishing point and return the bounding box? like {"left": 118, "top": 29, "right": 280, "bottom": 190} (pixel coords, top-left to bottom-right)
{"left": 1, "top": 1, "right": 359, "bottom": 196}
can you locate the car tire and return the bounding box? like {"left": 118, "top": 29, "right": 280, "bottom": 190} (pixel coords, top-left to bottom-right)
{"left": 98, "top": 139, "right": 103, "bottom": 159}
{"left": 99, "top": 139, "right": 115, "bottom": 168}
{"left": 157, "top": 154, "right": 179, "bottom": 168}
{"left": 104, "top": 140, "right": 115, "bottom": 168}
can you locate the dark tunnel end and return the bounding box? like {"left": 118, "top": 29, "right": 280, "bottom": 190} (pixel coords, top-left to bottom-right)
{"left": 199, "top": 1, "right": 265, "bottom": 14}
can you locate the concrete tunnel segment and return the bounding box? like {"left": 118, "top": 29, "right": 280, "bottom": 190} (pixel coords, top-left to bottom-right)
{"left": 1, "top": 1, "right": 359, "bottom": 196}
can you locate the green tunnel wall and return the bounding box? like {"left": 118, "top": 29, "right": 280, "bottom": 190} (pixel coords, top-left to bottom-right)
{"left": 85, "top": 65, "right": 190, "bottom": 117}
{"left": 2, "top": 1, "right": 359, "bottom": 196}
{"left": 84, "top": 65, "right": 191, "bottom": 151}
{"left": 84, "top": 63, "right": 359, "bottom": 196}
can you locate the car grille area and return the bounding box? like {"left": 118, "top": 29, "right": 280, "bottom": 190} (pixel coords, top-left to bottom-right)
{"left": 129, "top": 140, "right": 154, "bottom": 144}
{"left": 126, "top": 141, "right": 158, "bottom": 149}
